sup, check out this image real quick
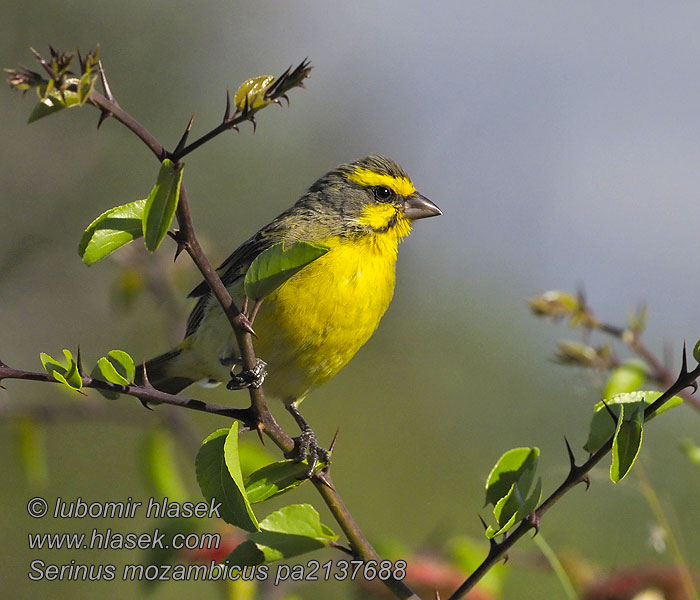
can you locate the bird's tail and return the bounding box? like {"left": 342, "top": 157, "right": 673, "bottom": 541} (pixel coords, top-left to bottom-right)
{"left": 135, "top": 349, "right": 194, "bottom": 396}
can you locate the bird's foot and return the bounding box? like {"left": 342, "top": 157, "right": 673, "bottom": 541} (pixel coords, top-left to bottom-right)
{"left": 286, "top": 427, "right": 331, "bottom": 478}
{"left": 225, "top": 358, "right": 267, "bottom": 390}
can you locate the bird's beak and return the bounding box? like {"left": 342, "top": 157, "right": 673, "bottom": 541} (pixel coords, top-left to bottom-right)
{"left": 402, "top": 192, "right": 442, "bottom": 220}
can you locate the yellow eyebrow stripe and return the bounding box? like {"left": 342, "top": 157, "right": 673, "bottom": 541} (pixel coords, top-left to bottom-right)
{"left": 348, "top": 167, "right": 416, "bottom": 197}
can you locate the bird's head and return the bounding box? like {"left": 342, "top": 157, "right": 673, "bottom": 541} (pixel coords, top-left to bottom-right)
{"left": 306, "top": 155, "right": 441, "bottom": 240}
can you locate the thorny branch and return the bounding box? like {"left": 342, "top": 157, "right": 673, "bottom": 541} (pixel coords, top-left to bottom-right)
{"left": 448, "top": 347, "right": 700, "bottom": 600}
{"left": 5, "top": 47, "right": 417, "bottom": 600}
{"left": 530, "top": 289, "right": 700, "bottom": 413}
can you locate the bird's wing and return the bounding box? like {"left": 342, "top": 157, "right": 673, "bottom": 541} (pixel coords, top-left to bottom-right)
{"left": 184, "top": 222, "right": 287, "bottom": 337}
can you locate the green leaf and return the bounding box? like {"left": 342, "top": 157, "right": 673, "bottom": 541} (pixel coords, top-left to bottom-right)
{"left": 142, "top": 159, "right": 184, "bottom": 252}
{"left": 244, "top": 241, "right": 329, "bottom": 301}
{"left": 584, "top": 391, "right": 682, "bottom": 453}
{"left": 484, "top": 447, "right": 539, "bottom": 507}
{"left": 79, "top": 199, "right": 147, "bottom": 265}
{"left": 40, "top": 350, "right": 82, "bottom": 391}
{"left": 28, "top": 90, "right": 80, "bottom": 123}
{"left": 259, "top": 503, "right": 336, "bottom": 538}
{"left": 234, "top": 75, "right": 275, "bottom": 110}
{"left": 96, "top": 350, "right": 135, "bottom": 385}
{"left": 485, "top": 476, "right": 541, "bottom": 539}
{"left": 96, "top": 357, "right": 128, "bottom": 385}
{"left": 486, "top": 484, "right": 521, "bottom": 538}
{"left": 694, "top": 339, "right": 700, "bottom": 365}
{"left": 225, "top": 504, "right": 337, "bottom": 566}
{"left": 518, "top": 477, "right": 542, "bottom": 520}
{"left": 244, "top": 459, "right": 318, "bottom": 504}
{"left": 610, "top": 404, "right": 644, "bottom": 483}
{"left": 493, "top": 482, "right": 522, "bottom": 527}
{"left": 107, "top": 350, "right": 135, "bottom": 382}
{"left": 602, "top": 360, "right": 646, "bottom": 399}
{"left": 142, "top": 428, "right": 188, "bottom": 502}
{"left": 224, "top": 540, "right": 266, "bottom": 565}
{"left": 195, "top": 426, "right": 259, "bottom": 532}
{"left": 223, "top": 423, "right": 260, "bottom": 528}
{"left": 89, "top": 363, "right": 120, "bottom": 399}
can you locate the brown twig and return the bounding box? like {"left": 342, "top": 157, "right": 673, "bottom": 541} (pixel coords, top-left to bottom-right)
{"left": 448, "top": 350, "right": 700, "bottom": 600}
{"left": 0, "top": 364, "right": 256, "bottom": 424}
{"left": 530, "top": 290, "right": 700, "bottom": 413}
{"left": 5, "top": 47, "right": 416, "bottom": 600}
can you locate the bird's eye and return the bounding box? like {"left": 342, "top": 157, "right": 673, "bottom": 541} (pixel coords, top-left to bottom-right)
{"left": 374, "top": 186, "right": 393, "bottom": 201}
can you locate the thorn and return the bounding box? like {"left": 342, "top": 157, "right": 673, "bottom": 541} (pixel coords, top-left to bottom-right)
{"left": 174, "top": 242, "right": 186, "bottom": 261}
{"left": 98, "top": 60, "right": 114, "bottom": 102}
{"left": 678, "top": 342, "right": 697, "bottom": 392}
{"left": 174, "top": 114, "right": 195, "bottom": 154}
{"left": 680, "top": 342, "right": 689, "bottom": 377}
{"left": 280, "top": 93, "right": 290, "bottom": 106}
{"left": 140, "top": 359, "right": 153, "bottom": 389}
{"left": 600, "top": 399, "right": 618, "bottom": 425}
{"left": 564, "top": 436, "right": 576, "bottom": 467}
{"left": 238, "top": 314, "right": 257, "bottom": 337}
{"left": 328, "top": 427, "right": 340, "bottom": 454}
{"left": 256, "top": 422, "right": 265, "bottom": 445}
{"left": 478, "top": 515, "right": 499, "bottom": 549}
{"left": 242, "top": 93, "right": 250, "bottom": 117}
{"left": 434, "top": 588, "right": 441, "bottom": 600}
{"left": 0, "top": 358, "right": 8, "bottom": 368}
{"left": 96, "top": 109, "right": 110, "bottom": 129}
{"left": 76, "top": 345, "right": 85, "bottom": 377}
{"left": 278, "top": 64, "right": 292, "bottom": 80}
{"left": 581, "top": 473, "right": 591, "bottom": 490}
{"left": 171, "top": 233, "right": 187, "bottom": 262}
{"left": 224, "top": 89, "right": 231, "bottom": 121}
{"left": 502, "top": 552, "right": 509, "bottom": 565}
{"left": 250, "top": 115, "right": 257, "bottom": 134}
{"left": 315, "top": 470, "right": 334, "bottom": 489}
{"left": 77, "top": 48, "right": 85, "bottom": 72}
{"left": 265, "top": 66, "right": 291, "bottom": 98}
{"left": 527, "top": 512, "right": 541, "bottom": 536}
{"left": 31, "top": 47, "right": 59, "bottom": 82}
{"left": 139, "top": 398, "right": 154, "bottom": 410}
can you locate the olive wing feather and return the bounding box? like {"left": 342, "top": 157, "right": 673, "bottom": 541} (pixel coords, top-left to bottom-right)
{"left": 184, "top": 224, "right": 285, "bottom": 337}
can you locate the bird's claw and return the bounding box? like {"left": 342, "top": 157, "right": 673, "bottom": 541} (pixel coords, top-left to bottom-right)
{"left": 286, "top": 428, "right": 331, "bottom": 478}
{"left": 226, "top": 358, "right": 267, "bottom": 390}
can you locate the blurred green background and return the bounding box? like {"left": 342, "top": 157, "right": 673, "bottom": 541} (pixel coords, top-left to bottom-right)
{"left": 2, "top": 2, "right": 700, "bottom": 599}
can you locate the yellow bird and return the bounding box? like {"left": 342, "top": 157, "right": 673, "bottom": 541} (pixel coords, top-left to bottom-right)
{"left": 141, "top": 155, "right": 441, "bottom": 462}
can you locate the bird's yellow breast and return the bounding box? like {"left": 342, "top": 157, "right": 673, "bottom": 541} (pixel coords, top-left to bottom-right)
{"left": 254, "top": 219, "right": 410, "bottom": 401}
